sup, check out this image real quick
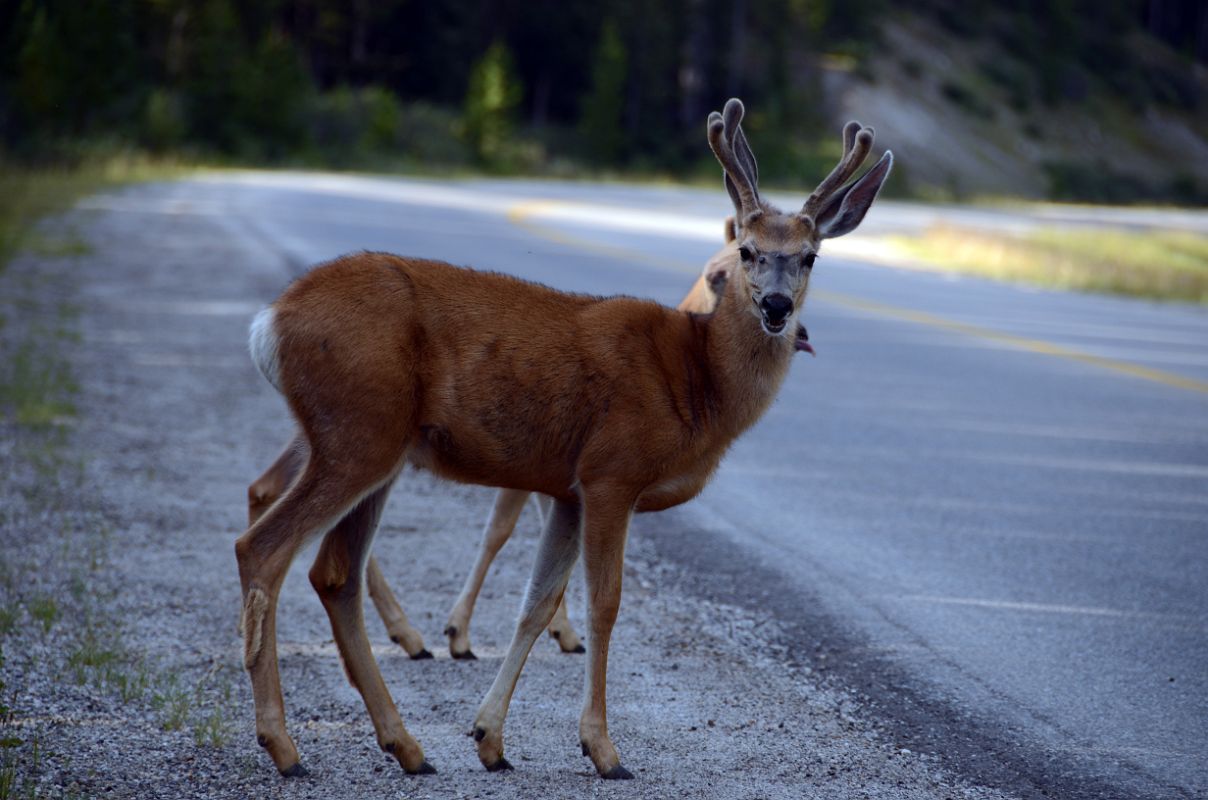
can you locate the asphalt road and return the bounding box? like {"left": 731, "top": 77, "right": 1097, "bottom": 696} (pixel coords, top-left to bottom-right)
{"left": 85, "top": 173, "right": 1208, "bottom": 798}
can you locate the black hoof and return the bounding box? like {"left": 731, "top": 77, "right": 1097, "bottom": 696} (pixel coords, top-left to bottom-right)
{"left": 410, "top": 648, "right": 434, "bottom": 660}
{"left": 486, "top": 757, "right": 514, "bottom": 773}
{"left": 407, "top": 760, "right": 437, "bottom": 775}
{"left": 280, "top": 762, "right": 309, "bottom": 779}
{"left": 580, "top": 741, "right": 590, "bottom": 757}
{"left": 602, "top": 764, "right": 634, "bottom": 780}
{"left": 569, "top": 643, "right": 586, "bottom": 654}
{"left": 452, "top": 649, "right": 477, "bottom": 661}
{"left": 444, "top": 625, "right": 457, "bottom": 637}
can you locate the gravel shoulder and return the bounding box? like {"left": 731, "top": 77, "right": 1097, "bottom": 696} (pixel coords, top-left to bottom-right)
{"left": 0, "top": 185, "right": 1013, "bottom": 799}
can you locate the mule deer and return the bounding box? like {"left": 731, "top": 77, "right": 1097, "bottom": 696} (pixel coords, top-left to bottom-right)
{"left": 244, "top": 216, "right": 767, "bottom": 660}
{"left": 235, "top": 98, "right": 890, "bottom": 779}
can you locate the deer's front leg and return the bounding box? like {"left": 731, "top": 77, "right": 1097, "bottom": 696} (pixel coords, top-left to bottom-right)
{"left": 578, "top": 490, "right": 635, "bottom": 779}
{"left": 472, "top": 498, "right": 581, "bottom": 771}
{"left": 445, "top": 488, "right": 531, "bottom": 659}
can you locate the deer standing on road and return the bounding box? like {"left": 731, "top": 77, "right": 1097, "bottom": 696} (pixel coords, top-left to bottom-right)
{"left": 236, "top": 98, "right": 890, "bottom": 779}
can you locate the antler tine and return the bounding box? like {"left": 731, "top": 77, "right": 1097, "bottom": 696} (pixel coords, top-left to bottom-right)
{"left": 803, "top": 123, "right": 874, "bottom": 218}
{"left": 734, "top": 124, "right": 759, "bottom": 188}
{"left": 841, "top": 120, "right": 861, "bottom": 157}
{"left": 708, "top": 99, "right": 761, "bottom": 221}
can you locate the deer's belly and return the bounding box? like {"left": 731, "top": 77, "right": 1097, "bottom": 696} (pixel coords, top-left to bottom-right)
{"left": 405, "top": 423, "right": 576, "bottom": 500}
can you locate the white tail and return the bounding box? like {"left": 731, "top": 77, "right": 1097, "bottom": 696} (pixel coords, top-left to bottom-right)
{"left": 247, "top": 307, "right": 282, "bottom": 392}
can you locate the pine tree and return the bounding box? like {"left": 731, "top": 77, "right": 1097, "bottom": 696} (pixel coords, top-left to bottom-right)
{"left": 462, "top": 41, "right": 523, "bottom": 166}
{"left": 579, "top": 20, "right": 627, "bottom": 166}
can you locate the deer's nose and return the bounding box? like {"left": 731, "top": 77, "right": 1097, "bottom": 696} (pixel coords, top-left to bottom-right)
{"left": 760, "top": 293, "right": 793, "bottom": 324}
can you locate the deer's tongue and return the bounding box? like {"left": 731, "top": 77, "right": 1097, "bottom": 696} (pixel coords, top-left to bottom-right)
{"left": 794, "top": 324, "right": 815, "bottom": 356}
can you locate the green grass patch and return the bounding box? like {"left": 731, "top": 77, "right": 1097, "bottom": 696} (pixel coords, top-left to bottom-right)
{"left": 66, "top": 628, "right": 124, "bottom": 685}
{"left": 0, "top": 340, "right": 76, "bottom": 429}
{"left": 25, "top": 599, "right": 57, "bottom": 635}
{"left": 890, "top": 224, "right": 1208, "bottom": 304}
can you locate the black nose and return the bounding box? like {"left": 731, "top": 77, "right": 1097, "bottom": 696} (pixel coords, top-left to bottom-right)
{"left": 760, "top": 293, "right": 793, "bottom": 324}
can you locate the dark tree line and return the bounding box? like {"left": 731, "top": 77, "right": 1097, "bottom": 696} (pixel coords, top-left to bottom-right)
{"left": 1, "top": 0, "right": 1204, "bottom": 173}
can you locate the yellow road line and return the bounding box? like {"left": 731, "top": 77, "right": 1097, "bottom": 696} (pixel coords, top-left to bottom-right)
{"left": 507, "top": 200, "right": 701, "bottom": 275}
{"left": 506, "top": 201, "right": 1208, "bottom": 397}
{"left": 818, "top": 292, "right": 1208, "bottom": 395}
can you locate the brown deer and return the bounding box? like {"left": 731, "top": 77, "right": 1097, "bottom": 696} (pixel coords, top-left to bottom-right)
{"left": 235, "top": 98, "right": 890, "bottom": 780}
{"left": 244, "top": 216, "right": 761, "bottom": 661}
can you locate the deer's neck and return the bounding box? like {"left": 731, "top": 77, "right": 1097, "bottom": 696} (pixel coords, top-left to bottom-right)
{"left": 702, "top": 283, "right": 795, "bottom": 437}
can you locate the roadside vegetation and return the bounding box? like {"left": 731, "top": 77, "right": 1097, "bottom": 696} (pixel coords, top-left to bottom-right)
{"left": 0, "top": 155, "right": 189, "bottom": 275}
{"left": 890, "top": 225, "right": 1208, "bottom": 304}
{"left": 0, "top": 188, "right": 235, "bottom": 799}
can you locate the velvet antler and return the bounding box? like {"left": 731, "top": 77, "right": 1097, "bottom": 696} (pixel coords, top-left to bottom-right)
{"left": 708, "top": 98, "right": 762, "bottom": 224}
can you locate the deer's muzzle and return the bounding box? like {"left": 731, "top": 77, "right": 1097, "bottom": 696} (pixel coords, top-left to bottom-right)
{"left": 759, "top": 293, "right": 793, "bottom": 333}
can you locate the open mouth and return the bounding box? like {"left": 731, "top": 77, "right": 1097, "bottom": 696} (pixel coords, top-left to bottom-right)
{"left": 761, "top": 318, "right": 787, "bottom": 335}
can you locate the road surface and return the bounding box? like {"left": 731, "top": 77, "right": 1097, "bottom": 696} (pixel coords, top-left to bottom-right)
{"left": 82, "top": 173, "right": 1208, "bottom": 799}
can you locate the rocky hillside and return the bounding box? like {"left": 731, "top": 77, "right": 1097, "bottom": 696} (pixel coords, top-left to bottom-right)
{"left": 829, "top": 12, "right": 1208, "bottom": 203}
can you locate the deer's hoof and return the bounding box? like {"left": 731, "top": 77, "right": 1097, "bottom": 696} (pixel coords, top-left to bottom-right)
{"left": 602, "top": 764, "right": 634, "bottom": 780}
{"left": 569, "top": 643, "right": 586, "bottom": 654}
{"left": 485, "top": 757, "right": 514, "bottom": 773}
{"left": 279, "top": 762, "right": 309, "bottom": 779}
{"left": 409, "top": 648, "right": 434, "bottom": 660}
{"left": 452, "top": 649, "right": 477, "bottom": 661}
{"left": 407, "top": 760, "right": 437, "bottom": 775}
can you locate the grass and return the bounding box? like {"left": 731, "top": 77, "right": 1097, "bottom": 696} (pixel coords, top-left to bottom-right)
{"left": 152, "top": 675, "right": 193, "bottom": 732}
{"left": 0, "top": 153, "right": 189, "bottom": 274}
{"left": 890, "top": 224, "right": 1208, "bottom": 304}
{"left": 151, "top": 669, "right": 236, "bottom": 747}
{"left": 25, "top": 599, "right": 57, "bottom": 636}
{"left": 0, "top": 341, "right": 77, "bottom": 429}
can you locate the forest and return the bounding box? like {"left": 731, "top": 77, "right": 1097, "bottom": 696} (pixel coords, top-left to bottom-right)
{"left": 2, "top": 0, "right": 1207, "bottom": 199}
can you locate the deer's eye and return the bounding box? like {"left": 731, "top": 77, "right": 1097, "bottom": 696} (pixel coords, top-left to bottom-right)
{"left": 738, "top": 245, "right": 754, "bottom": 262}
{"left": 804, "top": 252, "right": 817, "bottom": 269}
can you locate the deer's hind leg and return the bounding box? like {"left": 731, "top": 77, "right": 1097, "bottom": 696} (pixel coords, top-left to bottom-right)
{"left": 248, "top": 433, "right": 308, "bottom": 526}
{"left": 366, "top": 556, "right": 430, "bottom": 659}
{"left": 310, "top": 482, "right": 435, "bottom": 774}
{"left": 252, "top": 434, "right": 430, "bottom": 660}
{"left": 235, "top": 427, "right": 410, "bottom": 777}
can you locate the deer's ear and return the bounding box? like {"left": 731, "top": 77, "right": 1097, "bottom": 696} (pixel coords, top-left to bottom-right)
{"left": 723, "top": 216, "right": 737, "bottom": 243}
{"left": 816, "top": 151, "right": 893, "bottom": 240}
